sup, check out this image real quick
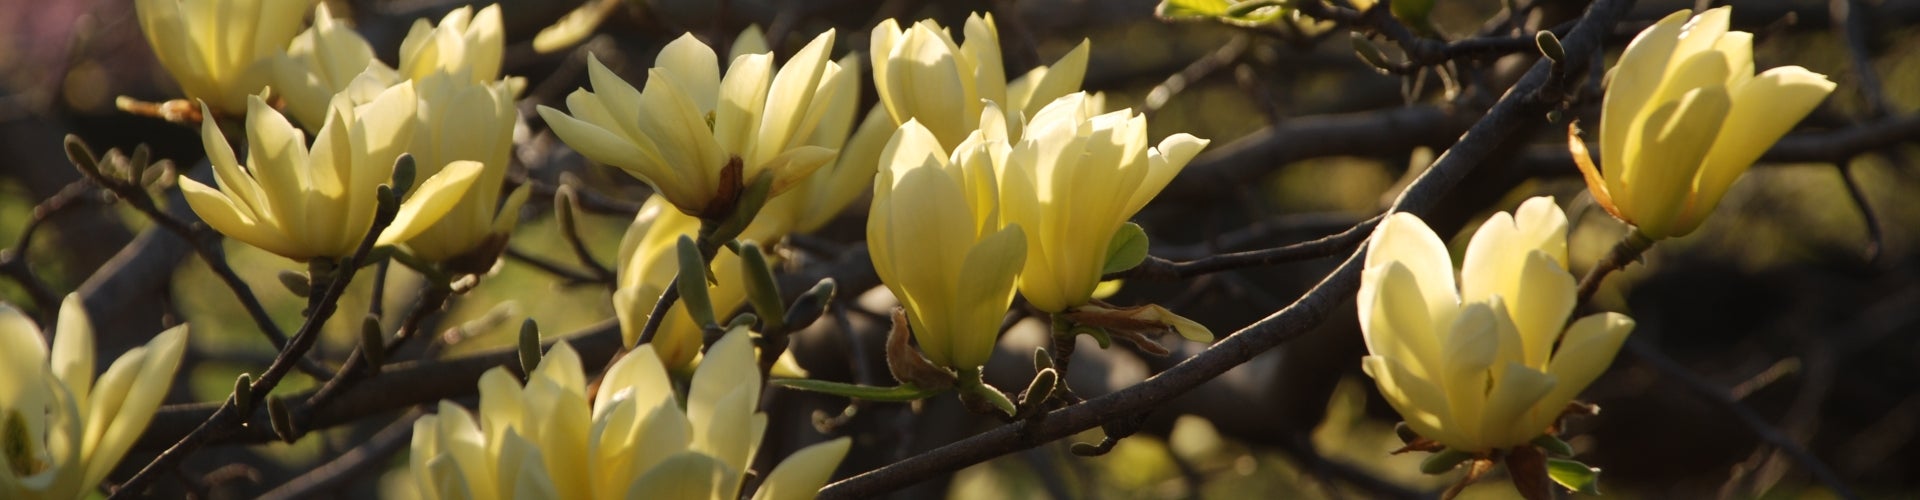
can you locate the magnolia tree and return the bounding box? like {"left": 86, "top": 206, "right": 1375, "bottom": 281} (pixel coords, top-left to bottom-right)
{"left": 2, "top": 0, "right": 1915, "bottom": 498}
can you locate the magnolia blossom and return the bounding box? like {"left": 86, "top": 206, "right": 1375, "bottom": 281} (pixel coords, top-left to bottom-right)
{"left": 1358, "top": 197, "right": 1634, "bottom": 452}
{"left": 868, "top": 120, "right": 1026, "bottom": 370}
{"left": 397, "top": 4, "right": 506, "bottom": 83}
{"left": 399, "top": 73, "right": 530, "bottom": 267}
{"left": 134, "top": 0, "right": 311, "bottom": 115}
{"left": 1584, "top": 7, "right": 1837, "bottom": 239}
{"left": 409, "top": 327, "right": 849, "bottom": 499}
{"left": 991, "top": 93, "right": 1208, "bottom": 324}
{"left": 1, "top": 295, "right": 187, "bottom": 499}
{"left": 758, "top": 54, "right": 894, "bottom": 235}
{"left": 871, "top": 13, "right": 1090, "bottom": 148}
{"left": 272, "top": 2, "right": 397, "bottom": 129}
{"left": 179, "top": 82, "right": 482, "bottom": 261}
{"left": 275, "top": 3, "right": 520, "bottom": 129}
{"left": 538, "top": 30, "right": 843, "bottom": 218}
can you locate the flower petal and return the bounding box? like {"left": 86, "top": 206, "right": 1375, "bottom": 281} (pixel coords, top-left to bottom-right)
{"left": 750, "top": 437, "right": 852, "bottom": 500}
{"left": 380, "top": 160, "right": 484, "bottom": 245}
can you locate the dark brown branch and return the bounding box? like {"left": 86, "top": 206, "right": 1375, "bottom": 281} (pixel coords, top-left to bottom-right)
{"left": 816, "top": 0, "right": 1631, "bottom": 496}
{"left": 137, "top": 321, "right": 624, "bottom": 451}
{"left": 503, "top": 246, "right": 609, "bottom": 286}
{"left": 1160, "top": 104, "right": 1476, "bottom": 202}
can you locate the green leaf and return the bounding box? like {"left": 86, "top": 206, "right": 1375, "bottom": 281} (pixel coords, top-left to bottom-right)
{"left": 1102, "top": 222, "right": 1150, "bottom": 274}
{"left": 1156, "top": 0, "right": 1291, "bottom": 26}
{"left": 1531, "top": 434, "right": 1575, "bottom": 457}
{"left": 1155, "top": 0, "right": 1232, "bottom": 20}
{"left": 1420, "top": 448, "right": 1473, "bottom": 474}
{"left": 772, "top": 379, "right": 945, "bottom": 402}
{"left": 1546, "top": 458, "right": 1603, "bottom": 496}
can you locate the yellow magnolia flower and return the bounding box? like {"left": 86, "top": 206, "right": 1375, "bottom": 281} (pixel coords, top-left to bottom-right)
{"left": 1358, "top": 197, "right": 1635, "bottom": 453}
{"left": 397, "top": 4, "right": 505, "bottom": 84}
{"left": 1, "top": 294, "right": 187, "bottom": 499}
{"left": 180, "top": 83, "right": 483, "bottom": 261}
{"left": 134, "top": 0, "right": 312, "bottom": 116}
{"left": 612, "top": 196, "right": 773, "bottom": 371}
{"left": 276, "top": 3, "right": 519, "bottom": 129}
{"left": 538, "top": 30, "right": 843, "bottom": 218}
{"left": 399, "top": 73, "right": 531, "bottom": 267}
{"left": 1582, "top": 7, "right": 1836, "bottom": 239}
{"left": 870, "top": 13, "right": 1090, "bottom": 148}
{"left": 994, "top": 93, "right": 1208, "bottom": 319}
{"left": 758, "top": 53, "right": 893, "bottom": 235}
{"left": 409, "top": 327, "right": 850, "bottom": 500}
{"left": 868, "top": 119, "right": 1026, "bottom": 370}
{"left": 272, "top": 2, "right": 398, "bottom": 129}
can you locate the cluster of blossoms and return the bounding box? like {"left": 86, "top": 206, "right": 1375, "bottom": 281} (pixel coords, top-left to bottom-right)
{"left": 410, "top": 328, "right": 847, "bottom": 499}
{"left": 140, "top": 0, "right": 527, "bottom": 270}
{"left": 80, "top": 0, "right": 1837, "bottom": 498}
{"left": 862, "top": 15, "right": 1213, "bottom": 401}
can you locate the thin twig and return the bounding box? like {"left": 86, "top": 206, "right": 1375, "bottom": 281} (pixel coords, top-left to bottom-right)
{"left": 634, "top": 283, "right": 681, "bottom": 347}
{"left": 503, "top": 246, "right": 609, "bottom": 285}
{"left": 1573, "top": 229, "right": 1652, "bottom": 306}
{"left": 1835, "top": 163, "right": 1884, "bottom": 264}
{"left": 1112, "top": 214, "right": 1383, "bottom": 281}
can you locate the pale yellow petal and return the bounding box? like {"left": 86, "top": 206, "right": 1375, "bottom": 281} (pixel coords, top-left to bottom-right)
{"left": 750, "top": 437, "right": 852, "bottom": 500}
{"left": 538, "top": 104, "right": 654, "bottom": 173}
{"left": 1361, "top": 355, "right": 1458, "bottom": 448}
{"left": 380, "top": 160, "right": 484, "bottom": 245}
{"left": 1477, "top": 362, "right": 1557, "bottom": 449}
{"left": 1622, "top": 86, "right": 1730, "bottom": 239}
{"left": 947, "top": 224, "right": 1026, "bottom": 368}
{"left": 624, "top": 452, "right": 729, "bottom": 500}
{"left": 1600, "top": 10, "right": 1691, "bottom": 189}
{"left": 49, "top": 294, "right": 94, "bottom": 404}
{"left": 1675, "top": 66, "right": 1836, "bottom": 236}
{"left": 82, "top": 325, "right": 186, "bottom": 488}
{"left": 655, "top": 33, "right": 722, "bottom": 113}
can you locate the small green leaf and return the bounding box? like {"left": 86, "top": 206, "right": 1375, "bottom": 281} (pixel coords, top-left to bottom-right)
{"left": 517, "top": 319, "right": 541, "bottom": 377}
{"left": 1420, "top": 448, "right": 1473, "bottom": 474}
{"left": 739, "top": 241, "right": 786, "bottom": 332}
{"left": 1102, "top": 222, "right": 1150, "bottom": 274}
{"left": 771, "top": 379, "right": 945, "bottom": 402}
{"left": 1546, "top": 458, "right": 1603, "bottom": 495}
{"left": 1155, "top": 0, "right": 1232, "bottom": 20}
{"left": 1531, "top": 434, "right": 1575, "bottom": 457}
{"left": 675, "top": 235, "right": 717, "bottom": 328}
{"left": 1391, "top": 0, "right": 1436, "bottom": 28}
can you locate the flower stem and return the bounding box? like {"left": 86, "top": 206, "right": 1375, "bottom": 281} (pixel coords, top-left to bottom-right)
{"left": 1574, "top": 228, "right": 1655, "bottom": 307}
